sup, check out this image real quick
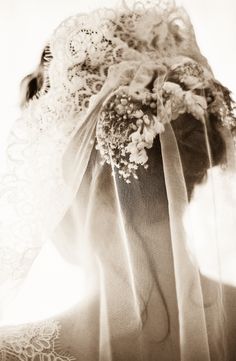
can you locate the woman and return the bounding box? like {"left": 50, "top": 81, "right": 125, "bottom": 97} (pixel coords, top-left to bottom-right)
{"left": 0, "top": 0, "right": 236, "bottom": 360}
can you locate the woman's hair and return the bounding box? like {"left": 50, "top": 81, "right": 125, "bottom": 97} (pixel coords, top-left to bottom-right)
{"left": 172, "top": 112, "right": 226, "bottom": 199}
{"left": 20, "top": 45, "right": 52, "bottom": 107}
{"left": 20, "top": 50, "right": 226, "bottom": 199}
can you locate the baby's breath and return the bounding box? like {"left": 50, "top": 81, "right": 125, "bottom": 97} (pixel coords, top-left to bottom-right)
{"left": 96, "top": 60, "right": 236, "bottom": 182}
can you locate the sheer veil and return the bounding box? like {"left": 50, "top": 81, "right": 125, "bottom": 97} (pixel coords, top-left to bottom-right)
{"left": 0, "top": 1, "right": 236, "bottom": 360}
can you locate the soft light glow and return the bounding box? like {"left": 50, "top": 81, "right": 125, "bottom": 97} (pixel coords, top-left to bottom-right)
{"left": 183, "top": 166, "right": 236, "bottom": 287}
{"left": 1, "top": 241, "right": 94, "bottom": 325}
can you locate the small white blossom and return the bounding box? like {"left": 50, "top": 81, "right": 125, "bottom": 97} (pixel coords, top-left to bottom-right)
{"left": 126, "top": 142, "right": 138, "bottom": 154}
{"left": 143, "top": 126, "right": 156, "bottom": 144}
{"left": 162, "top": 82, "right": 183, "bottom": 96}
{"left": 164, "top": 99, "right": 172, "bottom": 119}
{"left": 143, "top": 114, "right": 151, "bottom": 125}
{"left": 182, "top": 75, "right": 204, "bottom": 89}
{"left": 137, "top": 141, "right": 146, "bottom": 151}
{"left": 154, "top": 119, "right": 165, "bottom": 133}
{"left": 129, "top": 128, "right": 142, "bottom": 143}
{"left": 133, "top": 110, "right": 144, "bottom": 119}
{"left": 130, "top": 149, "right": 148, "bottom": 165}
{"left": 184, "top": 92, "right": 207, "bottom": 121}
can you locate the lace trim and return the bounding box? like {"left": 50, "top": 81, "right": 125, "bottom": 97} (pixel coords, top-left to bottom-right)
{"left": 0, "top": 0, "right": 211, "bottom": 284}
{"left": 0, "top": 320, "right": 75, "bottom": 361}
{"left": 0, "top": 0, "right": 235, "bottom": 295}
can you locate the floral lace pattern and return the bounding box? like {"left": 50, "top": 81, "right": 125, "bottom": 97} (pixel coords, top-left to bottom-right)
{"left": 0, "top": 320, "right": 75, "bottom": 361}
{"left": 0, "top": 0, "right": 190, "bottom": 285}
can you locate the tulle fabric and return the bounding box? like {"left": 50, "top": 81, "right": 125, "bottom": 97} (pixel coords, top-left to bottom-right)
{"left": 2, "top": 113, "right": 236, "bottom": 361}
{"left": 1, "top": 1, "right": 236, "bottom": 360}
{"left": 50, "top": 118, "right": 236, "bottom": 360}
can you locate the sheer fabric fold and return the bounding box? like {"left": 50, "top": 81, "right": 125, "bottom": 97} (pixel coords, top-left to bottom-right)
{"left": 1, "top": 1, "right": 236, "bottom": 360}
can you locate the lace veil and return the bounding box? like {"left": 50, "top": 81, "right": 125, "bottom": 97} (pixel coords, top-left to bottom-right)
{"left": 1, "top": 1, "right": 236, "bottom": 360}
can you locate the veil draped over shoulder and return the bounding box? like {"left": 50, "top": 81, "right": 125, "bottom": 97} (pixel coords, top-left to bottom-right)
{"left": 1, "top": 1, "right": 236, "bottom": 360}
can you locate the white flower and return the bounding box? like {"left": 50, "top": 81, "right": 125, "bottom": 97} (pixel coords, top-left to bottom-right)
{"left": 130, "top": 149, "right": 148, "bottom": 165}
{"left": 143, "top": 125, "right": 156, "bottom": 145}
{"left": 173, "top": 99, "right": 186, "bottom": 119}
{"left": 154, "top": 120, "right": 165, "bottom": 134}
{"left": 162, "top": 82, "right": 183, "bottom": 96}
{"left": 115, "top": 104, "right": 126, "bottom": 115}
{"left": 182, "top": 75, "right": 204, "bottom": 89}
{"left": 164, "top": 99, "right": 172, "bottom": 119}
{"left": 137, "top": 149, "right": 148, "bottom": 165}
{"left": 137, "top": 141, "right": 146, "bottom": 151}
{"left": 184, "top": 92, "right": 207, "bottom": 121}
{"left": 162, "top": 82, "right": 186, "bottom": 119}
{"left": 126, "top": 141, "right": 138, "bottom": 154}
{"left": 143, "top": 114, "right": 151, "bottom": 125}
{"left": 129, "top": 128, "right": 142, "bottom": 143}
{"left": 133, "top": 109, "right": 144, "bottom": 118}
